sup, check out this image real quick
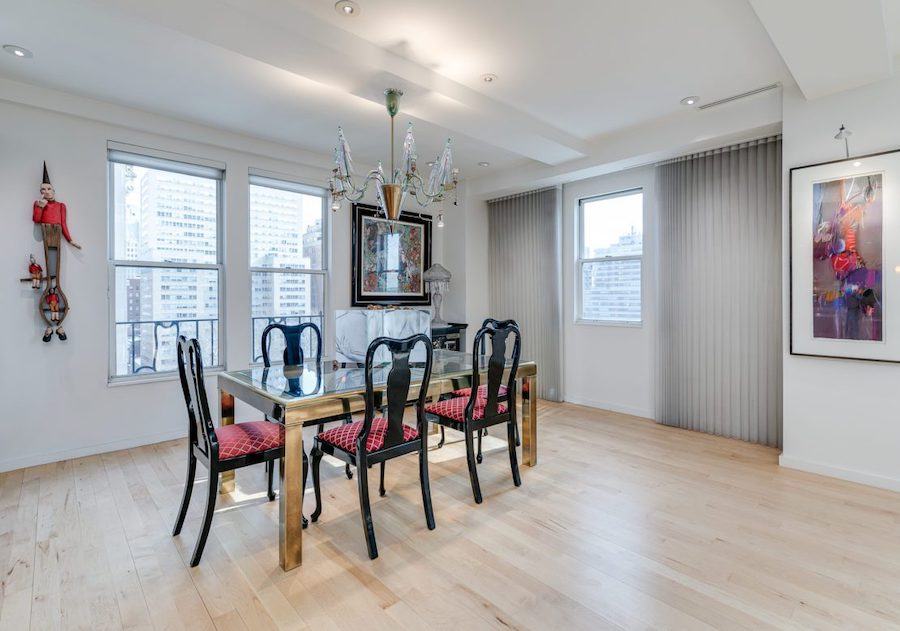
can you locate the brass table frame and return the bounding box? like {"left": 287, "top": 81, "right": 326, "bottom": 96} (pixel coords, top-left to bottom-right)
{"left": 217, "top": 360, "right": 537, "bottom": 571}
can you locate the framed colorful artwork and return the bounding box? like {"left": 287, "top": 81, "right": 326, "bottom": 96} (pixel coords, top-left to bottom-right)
{"left": 790, "top": 148, "right": 900, "bottom": 362}
{"left": 351, "top": 203, "right": 432, "bottom": 306}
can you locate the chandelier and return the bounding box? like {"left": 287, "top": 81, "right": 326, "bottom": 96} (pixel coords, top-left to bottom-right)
{"left": 328, "top": 88, "right": 459, "bottom": 224}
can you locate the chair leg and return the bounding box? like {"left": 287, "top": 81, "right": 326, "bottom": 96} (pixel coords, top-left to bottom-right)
{"left": 514, "top": 419, "right": 521, "bottom": 447}
{"left": 356, "top": 459, "right": 378, "bottom": 559}
{"left": 436, "top": 426, "right": 446, "bottom": 449}
{"left": 419, "top": 445, "right": 436, "bottom": 530}
{"left": 343, "top": 416, "right": 354, "bottom": 479}
{"left": 267, "top": 458, "right": 276, "bottom": 501}
{"left": 476, "top": 429, "right": 484, "bottom": 464}
{"left": 189, "top": 469, "right": 218, "bottom": 567}
{"left": 310, "top": 447, "right": 323, "bottom": 522}
{"left": 302, "top": 452, "right": 309, "bottom": 529}
{"left": 507, "top": 420, "right": 521, "bottom": 487}
{"left": 172, "top": 452, "right": 196, "bottom": 536}
{"left": 464, "top": 427, "right": 483, "bottom": 504}
{"left": 379, "top": 461, "right": 386, "bottom": 497}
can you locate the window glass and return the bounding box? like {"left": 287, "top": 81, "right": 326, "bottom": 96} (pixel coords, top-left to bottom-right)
{"left": 112, "top": 163, "right": 217, "bottom": 264}
{"left": 249, "top": 184, "right": 323, "bottom": 270}
{"left": 581, "top": 192, "right": 643, "bottom": 258}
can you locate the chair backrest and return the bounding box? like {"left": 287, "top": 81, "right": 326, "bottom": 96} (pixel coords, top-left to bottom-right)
{"left": 261, "top": 322, "right": 322, "bottom": 367}
{"left": 176, "top": 335, "right": 217, "bottom": 457}
{"left": 469, "top": 319, "right": 521, "bottom": 418}
{"left": 360, "top": 334, "right": 433, "bottom": 456}
{"left": 478, "top": 317, "right": 508, "bottom": 354}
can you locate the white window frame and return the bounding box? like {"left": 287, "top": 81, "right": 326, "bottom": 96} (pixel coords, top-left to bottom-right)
{"left": 107, "top": 147, "right": 226, "bottom": 384}
{"left": 248, "top": 171, "right": 329, "bottom": 365}
{"left": 576, "top": 187, "right": 644, "bottom": 327}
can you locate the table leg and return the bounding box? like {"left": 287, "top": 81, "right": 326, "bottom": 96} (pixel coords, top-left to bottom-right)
{"left": 521, "top": 375, "right": 537, "bottom": 466}
{"left": 279, "top": 414, "right": 304, "bottom": 570}
{"left": 219, "top": 390, "right": 236, "bottom": 494}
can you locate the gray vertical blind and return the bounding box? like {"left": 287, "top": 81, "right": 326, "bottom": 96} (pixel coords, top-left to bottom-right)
{"left": 487, "top": 187, "right": 562, "bottom": 401}
{"left": 655, "top": 136, "right": 782, "bottom": 446}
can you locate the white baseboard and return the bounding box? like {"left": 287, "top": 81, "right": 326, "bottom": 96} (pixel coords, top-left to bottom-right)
{"left": 0, "top": 428, "right": 187, "bottom": 473}
{"left": 779, "top": 454, "right": 900, "bottom": 493}
{"left": 563, "top": 395, "right": 653, "bottom": 420}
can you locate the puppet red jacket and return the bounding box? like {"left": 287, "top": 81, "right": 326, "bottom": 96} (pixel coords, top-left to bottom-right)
{"left": 33, "top": 200, "right": 74, "bottom": 243}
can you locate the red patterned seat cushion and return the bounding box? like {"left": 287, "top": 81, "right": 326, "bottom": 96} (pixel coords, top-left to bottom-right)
{"left": 424, "top": 396, "right": 508, "bottom": 423}
{"left": 215, "top": 421, "right": 284, "bottom": 460}
{"left": 317, "top": 418, "right": 419, "bottom": 454}
{"left": 450, "top": 384, "right": 509, "bottom": 399}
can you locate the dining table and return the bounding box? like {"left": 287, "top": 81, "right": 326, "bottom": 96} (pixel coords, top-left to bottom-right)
{"left": 216, "top": 348, "right": 538, "bottom": 571}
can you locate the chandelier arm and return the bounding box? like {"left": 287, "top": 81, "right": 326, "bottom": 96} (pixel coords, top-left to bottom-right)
{"left": 412, "top": 172, "right": 450, "bottom": 200}
{"left": 341, "top": 170, "right": 385, "bottom": 198}
{"left": 343, "top": 188, "right": 367, "bottom": 202}
{"left": 408, "top": 172, "right": 429, "bottom": 194}
{"left": 416, "top": 187, "right": 446, "bottom": 203}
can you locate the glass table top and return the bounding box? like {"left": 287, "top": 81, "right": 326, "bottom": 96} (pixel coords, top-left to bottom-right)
{"left": 220, "top": 349, "right": 529, "bottom": 406}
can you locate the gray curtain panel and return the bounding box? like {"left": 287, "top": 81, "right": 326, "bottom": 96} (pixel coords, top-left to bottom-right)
{"left": 487, "top": 187, "right": 562, "bottom": 401}
{"left": 655, "top": 136, "right": 782, "bottom": 446}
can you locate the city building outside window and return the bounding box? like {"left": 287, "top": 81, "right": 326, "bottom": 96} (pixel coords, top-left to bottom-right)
{"left": 108, "top": 149, "right": 224, "bottom": 381}
{"left": 249, "top": 174, "right": 327, "bottom": 363}
{"left": 577, "top": 189, "right": 643, "bottom": 324}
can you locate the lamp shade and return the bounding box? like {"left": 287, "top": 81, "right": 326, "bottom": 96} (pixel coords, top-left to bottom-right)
{"left": 423, "top": 263, "right": 451, "bottom": 284}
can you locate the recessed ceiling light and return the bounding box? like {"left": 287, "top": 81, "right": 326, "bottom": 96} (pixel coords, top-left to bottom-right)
{"left": 853, "top": 161, "right": 862, "bottom": 167}
{"left": 680, "top": 95, "right": 699, "bottom": 106}
{"left": 478, "top": 161, "right": 490, "bottom": 167}
{"left": 426, "top": 161, "right": 435, "bottom": 167}
{"left": 481, "top": 73, "right": 497, "bottom": 83}
{"left": 335, "top": 1, "right": 359, "bottom": 16}
{"left": 3, "top": 44, "right": 33, "bottom": 59}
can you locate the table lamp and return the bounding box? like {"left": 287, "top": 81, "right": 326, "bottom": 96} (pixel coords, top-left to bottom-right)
{"left": 423, "top": 263, "right": 451, "bottom": 325}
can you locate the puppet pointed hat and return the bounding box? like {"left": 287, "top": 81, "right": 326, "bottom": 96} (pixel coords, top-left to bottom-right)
{"left": 42, "top": 162, "right": 51, "bottom": 185}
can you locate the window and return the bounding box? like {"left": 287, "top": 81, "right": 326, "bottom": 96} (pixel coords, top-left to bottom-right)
{"left": 108, "top": 150, "right": 224, "bottom": 381}
{"left": 577, "top": 189, "right": 643, "bottom": 324}
{"left": 249, "top": 174, "right": 327, "bottom": 363}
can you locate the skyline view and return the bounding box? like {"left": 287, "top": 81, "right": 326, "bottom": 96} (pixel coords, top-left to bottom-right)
{"left": 112, "top": 164, "right": 324, "bottom": 376}
{"left": 581, "top": 192, "right": 643, "bottom": 322}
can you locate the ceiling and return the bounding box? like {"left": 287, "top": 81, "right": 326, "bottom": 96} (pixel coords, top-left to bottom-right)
{"left": 1, "top": 0, "right": 897, "bottom": 187}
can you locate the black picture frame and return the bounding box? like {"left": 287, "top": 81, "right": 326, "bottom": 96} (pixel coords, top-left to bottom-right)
{"left": 351, "top": 203, "right": 432, "bottom": 307}
{"left": 789, "top": 147, "right": 898, "bottom": 364}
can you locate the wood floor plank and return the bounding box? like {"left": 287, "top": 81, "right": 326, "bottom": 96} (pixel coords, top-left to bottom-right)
{"left": 3, "top": 402, "right": 900, "bottom": 630}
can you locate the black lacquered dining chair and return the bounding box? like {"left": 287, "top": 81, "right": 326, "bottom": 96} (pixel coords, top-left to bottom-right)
{"left": 172, "top": 336, "right": 286, "bottom": 566}
{"left": 309, "top": 334, "right": 435, "bottom": 560}
{"left": 425, "top": 320, "right": 522, "bottom": 504}
{"left": 261, "top": 322, "right": 354, "bottom": 481}
{"left": 442, "top": 318, "right": 520, "bottom": 462}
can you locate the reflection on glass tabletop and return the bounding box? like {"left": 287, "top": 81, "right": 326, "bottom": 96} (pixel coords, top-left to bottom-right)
{"left": 220, "top": 349, "right": 529, "bottom": 404}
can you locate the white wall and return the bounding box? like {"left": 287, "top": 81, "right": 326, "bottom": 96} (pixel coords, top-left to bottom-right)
{"left": 780, "top": 80, "right": 900, "bottom": 491}
{"left": 561, "top": 167, "right": 656, "bottom": 418}
{"left": 439, "top": 183, "right": 490, "bottom": 344}
{"left": 0, "top": 82, "right": 443, "bottom": 472}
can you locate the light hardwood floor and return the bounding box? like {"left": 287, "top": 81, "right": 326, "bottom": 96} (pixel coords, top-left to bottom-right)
{"left": 2, "top": 401, "right": 900, "bottom": 630}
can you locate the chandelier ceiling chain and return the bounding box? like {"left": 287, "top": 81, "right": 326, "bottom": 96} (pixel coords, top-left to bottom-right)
{"left": 328, "top": 88, "right": 459, "bottom": 222}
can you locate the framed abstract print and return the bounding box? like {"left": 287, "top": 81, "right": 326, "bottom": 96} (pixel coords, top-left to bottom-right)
{"left": 351, "top": 203, "right": 432, "bottom": 306}
{"left": 790, "top": 149, "right": 900, "bottom": 362}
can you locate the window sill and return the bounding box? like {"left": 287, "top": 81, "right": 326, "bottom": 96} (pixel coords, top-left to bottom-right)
{"left": 574, "top": 318, "right": 643, "bottom": 329}
{"left": 107, "top": 366, "right": 225, "bottom": 387}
